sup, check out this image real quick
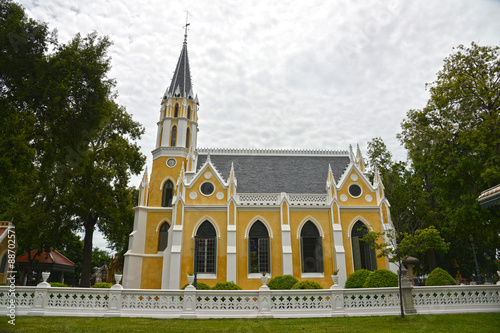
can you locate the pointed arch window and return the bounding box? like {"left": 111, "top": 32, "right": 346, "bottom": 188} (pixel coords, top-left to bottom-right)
{"left": 195, "top": 221, "right": 217, "bottom": 274}
{"left": 158, "top": 223, "right": 170, "bottom": 251}
{"left": 162, "top": 180, "right": 174, "bottom": 207}
{"left": 187, "top": 106, "right": 191, "bottom": 120}
{"left": 248, "top": 221, "right": 270, "bottom": 273}
{"left": 351, "top": 221, "right": 377, "bottom": 271}
{"left": 301, "top": 221, "right": 323, "bottom": 273}
{"left": 186, "top": 128, "right": 190, "bottom": 148}
{"left": 170, "top": 126, "right": 177, "bottom": 146}
{"left": 174, "top": 103, "right": 179, "bottom": 117}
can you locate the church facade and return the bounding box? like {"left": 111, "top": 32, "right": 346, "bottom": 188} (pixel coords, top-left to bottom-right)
{"left": 122, "top": 34, "right": 396, "bottom": 290}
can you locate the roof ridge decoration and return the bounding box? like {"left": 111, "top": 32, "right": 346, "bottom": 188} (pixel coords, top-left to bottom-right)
{"left": 197, "top": 148, "right": 349, "bottom": 156}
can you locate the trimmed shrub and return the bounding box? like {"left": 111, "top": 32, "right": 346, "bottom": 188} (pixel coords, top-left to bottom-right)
{"left": 363, "top": 269, "right": 398, "bottom": 288}
{"left": 291, "top": 280, "right": 323, "bottom": 289}
{"left": 425, "top": 267, "right": 456, "bottom": 286}
{"left": 212, "top": 281, "right": 242, "bottom": 290}
{"left": 267, "top": 275, "right": 299, "bottom": 290}
{"left": 0, "top": 282, "right": 8, "bottom": 286}
{"left": 345, "top": 269, "right": 372, "bottom": 288}
{"left": 50, "top": 282, "right": 69, "bottom": 287}
{"left": 92, "top": 282, "right": 113, "bottom": 288}
{"left": 181, "top": 282, "right": 211, "bottom": 290}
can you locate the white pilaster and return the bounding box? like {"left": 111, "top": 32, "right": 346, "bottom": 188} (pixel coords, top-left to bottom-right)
{"left": 227, "top": 225, "right": 237, "bottom": 282}
{"left": 332, "top": 223, "right": 347, "bottom": 288}
{"left": 123, "top": 207, "right": 148, "bottom": 289}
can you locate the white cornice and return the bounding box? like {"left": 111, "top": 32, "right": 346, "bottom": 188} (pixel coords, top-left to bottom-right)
{"left": 197, "top": 148, "right": 349, "bottom": 157}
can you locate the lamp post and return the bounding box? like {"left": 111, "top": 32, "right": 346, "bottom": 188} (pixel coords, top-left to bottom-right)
{"left": 193, "top": 236, "right": 198, "bottom": 289}
{"left": 469, "top": 234, "right": 483, "bottom": 284}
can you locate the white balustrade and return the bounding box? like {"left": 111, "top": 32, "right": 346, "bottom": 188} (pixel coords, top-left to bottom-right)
{"left": 1, "top": 285, "right": 498, "bottom": 318}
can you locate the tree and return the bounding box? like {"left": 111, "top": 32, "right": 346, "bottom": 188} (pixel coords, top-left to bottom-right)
{"left": 362, "top": 226, "right": 449, "bottom": 318}
{"left": 0, "top": 1, "right": 145, "bottom": 287}
{"left": 398, "top": 43, "right": 500, "bottom": 248}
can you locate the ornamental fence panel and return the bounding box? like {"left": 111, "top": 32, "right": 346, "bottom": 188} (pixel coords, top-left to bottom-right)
{"left": 1, "top": 284, "right": 499, "bottom": 318}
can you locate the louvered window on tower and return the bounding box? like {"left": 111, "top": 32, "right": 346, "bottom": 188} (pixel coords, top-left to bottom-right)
{"left": 248, "top": 221, "right": 270, "bottom": 274}
{"left": 162, "top": 180, "right": 174, "bottom": 207}
{"left": 300, "top": 221, "right": 323, "bottom": 273}
{"left": 174, "top": 103, "right": 179, "bottom": 117}
{"left": 195, "top": 221, "right": 217, "bottom": 274}
{"left": 170, "top": 126, "right": 177, "bottom": 146}
{"left": 186, "top": 128, "right": 190, "bottom": 148}
{"left": 187, "top": 106, "right": 191, "bottom": 120}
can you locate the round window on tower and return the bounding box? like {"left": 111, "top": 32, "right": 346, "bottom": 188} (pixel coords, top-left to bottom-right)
{"left": 348, "top": 184, "right": 362, "bottom": 198}
{"left": 200, "top": 182, "right": 215, "bottom": 196}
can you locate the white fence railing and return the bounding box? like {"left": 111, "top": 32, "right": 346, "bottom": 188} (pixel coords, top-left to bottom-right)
{"left": 1, "top": 285, "right": 499, "bottom": 318}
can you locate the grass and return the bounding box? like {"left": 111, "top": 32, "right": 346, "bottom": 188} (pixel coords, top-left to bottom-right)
{"left": 0, "top": 313, "right": 499, "bottom": 333}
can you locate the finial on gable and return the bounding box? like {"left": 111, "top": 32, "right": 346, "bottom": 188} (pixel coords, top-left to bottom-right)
{"left": 206, "top": 152, "right": 211, "bottom": 164}
{"left": 349, "top": 144, "right": 355, "bottom": 162}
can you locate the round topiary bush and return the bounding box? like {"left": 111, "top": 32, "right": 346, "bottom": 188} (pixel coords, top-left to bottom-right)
{"left": 363, "top": 269, "right": 398, "bottom": 288}
{"left": 212, "top": 281, "right": 242, "bottom": 290}
{"left": 425, "top": 267, "right": 456, "bottom": 286}
{"left": 291, "top": 280, "right": 323, "bottom": 289}
{"left": 181, "top": 282, "right": 211, "bottom": 290}
{"left": 92, "top": 282, "right": 113, "bottom": 288}
{"left": 267, "top": 275, "right": 299, "bottom": 290}
{"left": 345, "top": 269, "right": 372, "bottom": 288}
{"left": 50, "top": 282, "right": 69, "bottom": 287}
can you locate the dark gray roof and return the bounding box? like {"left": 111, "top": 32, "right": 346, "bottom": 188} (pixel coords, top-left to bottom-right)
{"left": 196, "top": 153, "right": 350, "bottom": 194}
{"left": 166, "top": 40, "right": 192, "bottom": 98}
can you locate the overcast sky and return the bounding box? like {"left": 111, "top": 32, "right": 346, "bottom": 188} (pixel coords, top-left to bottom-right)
{"left": 18, "top": 0, "right": 500, "bottom": 250}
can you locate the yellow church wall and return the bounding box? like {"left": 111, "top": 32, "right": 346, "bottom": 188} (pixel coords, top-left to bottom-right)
{"left": 179, "top": 210, "right": 228, "bottom": 288}
{"left": 144, "top": 211, "right": 173, "bottom": 254}
{"left": 148, "top": 157, "right": 185, "bottom": 207}
{"left": 289, "top": 210, "right": 334, "bottom": 288}
{"left": 140, "top": 257, "right": 163, "bottom": 289}
{"left": 339, "top": 210, "right": 387, "bottom": 276}
{"left": 338, "top": 171, "right": 378, "bottom": 207}
{"left": 184, "top": 170, "right": 228, "bottom": 206}
{"left": 236, "top": 209, "right": 282, "bottom": 290}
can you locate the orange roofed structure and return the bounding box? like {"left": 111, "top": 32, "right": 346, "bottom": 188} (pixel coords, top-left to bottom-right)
{"left": 16, "top": 249, "right": 76, "bottom": 286}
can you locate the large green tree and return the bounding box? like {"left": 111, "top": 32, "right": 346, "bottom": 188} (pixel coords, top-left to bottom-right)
{"left": 398, "top": 43, "right": 500, "bottom": 246}
{"left": 0, "top": 0, "right": 145, "bottom": 287}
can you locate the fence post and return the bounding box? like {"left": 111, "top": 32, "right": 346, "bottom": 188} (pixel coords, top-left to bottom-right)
{"left": 28, "top": 281, "right": 50, "bottom": 316}
{"left": 330, "top": 286, "right": 345, "bottom": 316}
{"left": 105, "top": 283, "right": 123, "bottom": 317}
{"left": 400, "top": 266, "right": 417, "bottom": 315}
{"left": 258, "top": 284, "right": 273, "bottom": 318}
{"left": 181, "top": 284, "right": 197, "bottom": 318}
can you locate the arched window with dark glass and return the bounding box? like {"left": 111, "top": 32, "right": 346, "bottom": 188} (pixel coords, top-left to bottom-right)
{"left": 0, "top": 253, "right": 7, "bottom": 273}
{"left": 186, "top": 128, "right": 190, "bottom": 148}
{"left": 187, "top": 106, "right": 191, "bottom": 120}
{"left": 174, "top": 103, "right": 179, "bottom": 117}
{"left": 170, "top": 126, "right": 177, "bottom": 146}
{"left": 162, "top": 180, "right": 174, "bottom": 207}
{"left": 351, "top": 221, "right": 377, "bottom": 271}
{"left": 248, "top": 220, "right": 270, "bottom": 273}
{"left": 158, "top": 223, "right": 170, "bottom": 251}
{"left": 300, "top": 221, "right": 323, "bottom": 273}
{"left": 195, "top": 220, "right": 216, "bottom": 274}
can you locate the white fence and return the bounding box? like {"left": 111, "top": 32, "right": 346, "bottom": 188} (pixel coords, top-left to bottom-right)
{"left": 1, "top": 284, "right": 499, "bottom": 318}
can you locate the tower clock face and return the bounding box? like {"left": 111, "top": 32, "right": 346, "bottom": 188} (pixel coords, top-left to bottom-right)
{"left": 167, "top": 158, "right": 176, "bottom": 168}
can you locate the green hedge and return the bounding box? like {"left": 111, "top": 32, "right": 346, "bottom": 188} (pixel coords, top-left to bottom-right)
{"left": 212, "top": 281, "right": 242, "bottom": 290}
{"left": 267, "top": 275, "right": 299, "bottom": 290}
{"left": 181, "top": 282, "right": 211, "bottom": 290}
{"left": 425, "top": 267, "right": 456, "bottom": 286}
{"left": 92, "top": 282, "right": 113, "bottom": 288}
{"left": 291, "top": 280, "right": 323, "bottom": 289}
{"left": 345, "top": 269, "right": 372, "bottom": 288}
{"left": 49, "top": 282, "right": 69, "bottom": 287}
{"left": 363, "top": 269, "right": 398, "bottom": 288}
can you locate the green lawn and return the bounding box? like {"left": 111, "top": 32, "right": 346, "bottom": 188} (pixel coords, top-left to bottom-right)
{"left": 1, "top": 313, "right": 499, "bottom": 333}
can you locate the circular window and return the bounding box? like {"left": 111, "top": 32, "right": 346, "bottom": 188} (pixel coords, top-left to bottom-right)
{"left": 200, "top": 182, "right": 215, "bottom": 196}
{"left": 348, "top": 184, "right": 362, "bottom": 198}
{"left": 166, "top": 158, "right": 176, "bottom": 168}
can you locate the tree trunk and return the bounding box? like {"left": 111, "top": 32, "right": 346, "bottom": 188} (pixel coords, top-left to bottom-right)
{"left": 79, "top": 214, "right": 97, "bottom": 287}
{"left": 398, "top": 259, "right": 405, "bottom": 319}
{"left": 427, "top": 249, "right": 437, "bottom": 271}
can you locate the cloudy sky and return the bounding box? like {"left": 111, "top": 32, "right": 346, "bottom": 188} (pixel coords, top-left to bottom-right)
{"left": 18, "top": 0, "right": 500, "bottom": 249}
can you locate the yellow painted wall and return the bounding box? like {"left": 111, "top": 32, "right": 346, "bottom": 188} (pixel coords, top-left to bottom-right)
{"left": 148, "top": 157, "right": 185, "bottom": 207}
{"left": 140, "top": 257, "right": 163, "bottom": 289}
{"left": 144, "top": 211, "right": 173, "bottom": 254}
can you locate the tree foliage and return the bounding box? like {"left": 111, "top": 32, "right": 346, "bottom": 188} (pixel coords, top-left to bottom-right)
{"left": 0, "top": 0, "right": 145, "bottom": 287}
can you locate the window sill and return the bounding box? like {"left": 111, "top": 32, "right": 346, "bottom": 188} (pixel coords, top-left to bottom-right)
{"left": 301, "top": 273, "right": 324, "bottom": 279}
{"left": 195, "top": 273, "right": 217, "bottom": 279}
{"left": 247, "top": 273, "right": 270, "bottom": 279}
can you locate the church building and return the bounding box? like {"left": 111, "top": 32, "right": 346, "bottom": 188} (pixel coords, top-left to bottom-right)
{"left": 122, "top": 32, "right": 396, "bottom": 290}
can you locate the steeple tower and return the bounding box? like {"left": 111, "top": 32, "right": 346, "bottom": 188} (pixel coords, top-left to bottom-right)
{"left": 154, "top": 29, "right": 199, "bottom": 168}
